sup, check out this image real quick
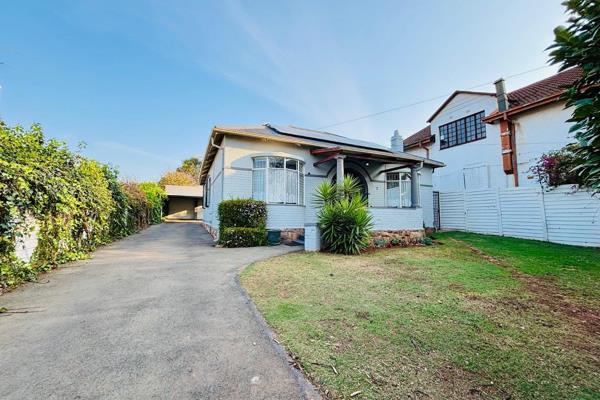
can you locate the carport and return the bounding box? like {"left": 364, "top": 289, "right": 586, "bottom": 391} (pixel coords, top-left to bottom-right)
{"left": 164, "top": 185, "right": 203, "bottom": 220}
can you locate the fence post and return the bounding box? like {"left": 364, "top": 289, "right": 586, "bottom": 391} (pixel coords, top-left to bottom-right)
{"left": 539, "top": 188, "right": 549, "bottom": 241}
{"left": 496, "top": 187, "right": 503, "bottom": 236}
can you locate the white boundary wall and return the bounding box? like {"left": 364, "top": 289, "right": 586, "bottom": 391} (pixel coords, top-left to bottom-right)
{"left": 439, "top": 186, "right": 600, "bottom": 247}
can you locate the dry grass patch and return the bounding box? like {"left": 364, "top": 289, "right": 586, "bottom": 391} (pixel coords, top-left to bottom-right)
{"left": 241, "top": 234, "right": 600, "bottom": 399}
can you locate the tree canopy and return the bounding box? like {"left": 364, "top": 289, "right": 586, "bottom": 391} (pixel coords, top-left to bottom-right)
{"left": 549, "top": 0, "right": 600, "bottom": 192}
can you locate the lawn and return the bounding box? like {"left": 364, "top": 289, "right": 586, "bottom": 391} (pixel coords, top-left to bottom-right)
{"left": 241, "top": 232, "right": 600, "bottom": 399}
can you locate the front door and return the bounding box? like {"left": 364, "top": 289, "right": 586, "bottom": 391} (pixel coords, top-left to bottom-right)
{"left": 332, "top": 168, "right": 368, "bottom": 201}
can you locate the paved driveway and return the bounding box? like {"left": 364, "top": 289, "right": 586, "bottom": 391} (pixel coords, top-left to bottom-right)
{"left": 0, "top": 222, "right": 318, "bottom": 400}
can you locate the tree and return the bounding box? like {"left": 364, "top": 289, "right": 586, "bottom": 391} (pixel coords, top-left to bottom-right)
{"left": 177, "top": 157, "right": 202, "bottom": 183}
{"left": 548, "top": 0, "right": 600, "bottom": 192}
{"left": 158, "top": 170, "right": 195, "bottom": 187}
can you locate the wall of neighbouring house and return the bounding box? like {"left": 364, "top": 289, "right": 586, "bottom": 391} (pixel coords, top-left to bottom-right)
{"left": 406, "top": 146, "right": 428, "bottom": 159}
{"left": 511, "top": 102, "right": 575, "bottom": 187}
{"left": 203, "top": 135, "right": 431, "bottom": 233}
{"left": 426, "top": 93, "right": 503, "bottom": 191}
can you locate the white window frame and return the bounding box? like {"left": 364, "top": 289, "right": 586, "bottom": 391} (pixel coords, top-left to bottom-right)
{"left": 385, "top": 171, "right": 411, "bottom": 208}
{"left": 252, "top": 156, "right": 305, "bottom": 205}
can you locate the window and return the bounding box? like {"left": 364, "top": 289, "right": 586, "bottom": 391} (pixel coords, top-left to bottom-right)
{"left": 439, "top": 111, "right": 486, "bottom": 149}
{"left": 204, "top": 176, "right": 211, "bottom": 207}
{"left": 385, "top": 172, "right": 411, "bottom": 207}
{"left": 252, "top": 157, "right": 305, "bottom": 205}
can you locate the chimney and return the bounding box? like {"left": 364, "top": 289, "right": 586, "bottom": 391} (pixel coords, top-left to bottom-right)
{"left": 391, "top": 129, "right": 404, "bottom": 152}
{"left": 494, "top": 78, "right": 509, "bottom": 112}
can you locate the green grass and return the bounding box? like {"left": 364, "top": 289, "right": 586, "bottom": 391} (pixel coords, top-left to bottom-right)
{"left": 241, "top": 233, "right": 600, "bottom": 400}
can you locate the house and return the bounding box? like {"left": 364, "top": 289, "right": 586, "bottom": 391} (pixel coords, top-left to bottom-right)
{"left": 198, "top": 124, "right": 444, "bottom": 245}
{"left": 403, "top": 68, "right": 582, "bottom": 191}
{"left": 164, "top": 185, "right": 203, "bottom": 220}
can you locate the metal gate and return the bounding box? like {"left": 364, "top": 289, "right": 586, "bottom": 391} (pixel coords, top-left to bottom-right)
{"left": 433, "top": 191, "right": 441, "bottom": 230}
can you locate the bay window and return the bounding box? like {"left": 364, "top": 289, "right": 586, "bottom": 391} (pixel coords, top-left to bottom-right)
{"left": 386, "top": 172, "right": 411, "bottom": 207}
{"left": 252, "top": 156, "right": 305, "bottom": 205}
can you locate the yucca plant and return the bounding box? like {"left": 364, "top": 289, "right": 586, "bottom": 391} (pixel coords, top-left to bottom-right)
{"left": 314, "top": 176, "right": 373, "bottom": 255}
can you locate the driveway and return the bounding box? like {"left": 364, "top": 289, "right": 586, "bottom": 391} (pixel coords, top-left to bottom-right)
{"left": 0, "top": 222, "right": 318, "bottom": 400}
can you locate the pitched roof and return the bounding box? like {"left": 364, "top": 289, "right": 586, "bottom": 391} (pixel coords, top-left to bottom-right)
{"left": 507, "top": 67, "right": 582, "bottom": 107}
{"left": 427, "top": 90, "right": 495, "bottom": 123}
{"left": 484, "top": 67, "right": 582, "bottom": 122}
{"left": 199, "top": 124, "right": 445, "bottom": 183}
{"left": 403, "top": 126, "right": 431, "bottom": 149}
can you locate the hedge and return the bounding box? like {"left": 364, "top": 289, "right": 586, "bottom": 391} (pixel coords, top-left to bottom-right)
{"left": 218, "top": 199, "right": 266, "bottom": 228}
{"left": 218, "top": 199, "right": 267, "bottom": 247}
{"left": 219, "top": 227, "right": 267, "bottom": 248}
{"left": 0, "top": 122, "right": 165, "bottom": 291}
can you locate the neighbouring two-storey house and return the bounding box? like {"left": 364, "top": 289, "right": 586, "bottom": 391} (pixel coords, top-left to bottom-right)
{"left": 403, "top": 68, "right": 581, "bottom": 192}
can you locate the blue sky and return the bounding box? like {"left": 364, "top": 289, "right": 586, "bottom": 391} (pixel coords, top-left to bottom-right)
{"left": 1, "top": 1, "right": 569, "bottom": 180}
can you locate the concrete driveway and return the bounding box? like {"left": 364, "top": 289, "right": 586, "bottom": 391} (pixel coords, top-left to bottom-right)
{"left": 0, "top": 222, "right": 318, "bottom": 400}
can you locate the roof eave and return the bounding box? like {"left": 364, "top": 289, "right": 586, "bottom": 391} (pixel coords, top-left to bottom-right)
{"left": 427, "top": 90, "right": 496, "bottom": 123}
{"left": 483, "top": 94, "right": 563, "bottom": 123}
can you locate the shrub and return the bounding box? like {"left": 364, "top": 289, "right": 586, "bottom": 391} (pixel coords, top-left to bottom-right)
{"left": 139, "top": 182, "right": 167, "bottom": 224}
{"left": 219, "top": 227, "right": 267, "bottom": 248}
{"left": 420, "top": 237, "right": 433, "bottom": 246}
{"left": 217, "top": 199, "right": 267, "bottom": 247}
{"left": 529, "top": 144, "right": 584, "bottom": 188}
{"left": 318, "top": 194, "right": 373, "bottom": 255}
{"left": 315, "top": 177, "right": 373, "bottom": 255}
{"left": 0, "top": 122, "right": 160, "bottom": 290}
{"left": 218, "top": 199, "right": 267, "bottom": 228}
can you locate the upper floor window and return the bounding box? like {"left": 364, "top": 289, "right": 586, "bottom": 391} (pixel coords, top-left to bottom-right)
{"left": 252, "top": 156, "right": 305, "bottom": 205}
{"left": 439, "top": 111, "right": 486, "bottom": 150}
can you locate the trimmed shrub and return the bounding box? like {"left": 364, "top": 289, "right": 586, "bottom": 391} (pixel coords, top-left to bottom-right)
{"left": 218, "top": 199, "right": 266, "bottom": 228}
{"left": 219, "top": 227, "right": 267, "bottom": 248}
{"left": 218, "top": 199, "right": 267, "bottom": 247}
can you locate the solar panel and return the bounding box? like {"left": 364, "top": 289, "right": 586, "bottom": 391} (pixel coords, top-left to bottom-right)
{"left": 269, "top": 125, "right": 393, "bottom": 153}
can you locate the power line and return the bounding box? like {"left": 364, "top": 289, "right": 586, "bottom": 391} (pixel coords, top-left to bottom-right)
{"left": 318, "top": 65, "right": 553, "bottom": 130}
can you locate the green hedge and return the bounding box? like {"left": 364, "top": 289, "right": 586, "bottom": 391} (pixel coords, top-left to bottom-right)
{"left": 219, "top": 227, "right": 267, "bottom": 248}
{"left": 0, "top": 122, "right": 165, "bottom": 291}
{"left": 218, "top": 199, "right": 266, "bottom": 228}
{"left": 218, "top": 199, "right": 267, "bottom": 247}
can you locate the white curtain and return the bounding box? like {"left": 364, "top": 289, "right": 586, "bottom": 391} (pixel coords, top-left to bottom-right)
{"left": 286, "top": 169, "right": 298, "bottom": 204}
{"left": 386, "top": 181, "right": 400, "bottom": 207}
{"left": 252, "top": 169, "right": 265, "bottom": 201}
{"left": 268, "top": 168, "right": 285, "bottom": 203}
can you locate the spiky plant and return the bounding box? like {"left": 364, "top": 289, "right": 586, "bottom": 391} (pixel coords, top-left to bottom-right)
{"left": 314, "top": 175, "right": 373, "bottom": 254}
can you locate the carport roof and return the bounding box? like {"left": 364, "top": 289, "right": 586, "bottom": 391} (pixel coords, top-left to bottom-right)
{"left": 164, "top": 185, "right": 203, "bottom": 198}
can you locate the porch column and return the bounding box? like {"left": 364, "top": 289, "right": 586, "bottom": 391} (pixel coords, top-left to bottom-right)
{"left": 410, "top": 165, "right": 420, "bottom": 207}
{"left": 335, "top": 154, "right": 345, "bottom": 187}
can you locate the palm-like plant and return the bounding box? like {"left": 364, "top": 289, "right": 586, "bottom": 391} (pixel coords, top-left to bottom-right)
{"left": 314, "top": 175, "right": 373, "bottom": 254}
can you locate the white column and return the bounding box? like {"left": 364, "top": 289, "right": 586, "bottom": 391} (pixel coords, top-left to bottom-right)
{"left": 336, "top": 155, "right": 345, "bottom": 187}
{"left": 410, "top": 165, "right": 419, "bottom": 207}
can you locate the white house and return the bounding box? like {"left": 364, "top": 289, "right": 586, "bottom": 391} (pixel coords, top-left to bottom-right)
{"left": 404, "top": 68, "right": 582, "bottom": 191}
{"left": 401, "top": 68, "right": 600, "bottom": 247}
{"left": 198, "top": 124, "right": 444, "bottom": 246}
